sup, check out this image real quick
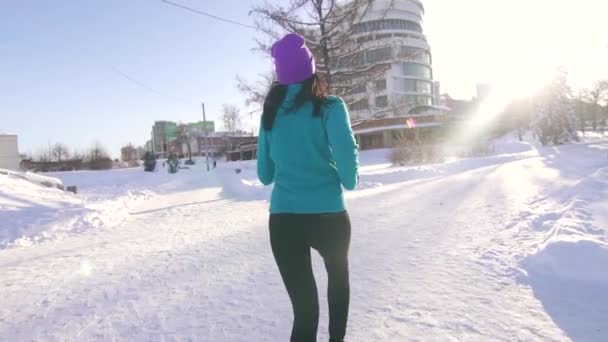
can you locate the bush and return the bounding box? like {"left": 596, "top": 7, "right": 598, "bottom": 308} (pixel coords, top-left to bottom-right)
{"left": 143, "top": 151, "right": 157, "bottom": 172}
{"left": 167, "top": 153, "right": 179, "bottom": 174}
{"left": 470, "top": 139, "right": 495, "bottom": 156}
{"left": 391, "top": 141, "right": 445, "bottom": 166}
{"left": 185, "top": 159, "right": 196, "bottom": 165}
{"left": 391, "top": 145, "right": 412, "bottom": 166}
{"left": 88, "top": 157, "right": 113, "bottom": 170}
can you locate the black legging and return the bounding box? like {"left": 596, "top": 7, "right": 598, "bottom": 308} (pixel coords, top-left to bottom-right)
{"left": 269, "top": 212, "right": 351, "bottom": 342}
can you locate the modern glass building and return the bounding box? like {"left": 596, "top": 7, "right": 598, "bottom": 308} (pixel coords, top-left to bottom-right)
{"left": 341, "top": 0, "right": 445, "bottom": 149}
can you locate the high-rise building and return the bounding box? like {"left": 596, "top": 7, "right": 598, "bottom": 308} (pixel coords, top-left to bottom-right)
{"left": 151, "top": 121, "right": 178, "bottom": 158}
{"left": 340, "top": 0, "right": 444, "bottom": 149}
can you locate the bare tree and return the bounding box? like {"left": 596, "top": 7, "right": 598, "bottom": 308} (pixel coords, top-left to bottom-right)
{"left": 52, "top": 143, "right": 69, "bottom": 162}
{"left": 604, "top": 104, "right": 608, "bottom": 137}
{"left": 250, "top": 0, "right": 388, "bottom": 89}
{"left": 177, "top": 124, "right": 195, "bottom": 162}
{"left": 236, "top": 72, "right": 275, "bottom": 116}
{"left": 72, "top": 149, "right": 86, "bottom": 161}
{"left": 222, "top": 104, "right": 242, "bottom": 134}
{"left": 583, "top": 80, "right": 608, "bottom": 131}
{"left": 88, "top": 142, "right": 112, "bottom": 170}
{"left": 35, "top": 149, "right": 52, "bottom": 163}
{"left": 532, "top": 69, "right": 579, "bottom": 146}
{"left": 241, "top": 0, "right": 426, "bottom": 123}
{"left": 88, "top": 142, "right": 108, "bottom": 161}
{"left": 574, "top": 90, "right": 590, "bottom": 137}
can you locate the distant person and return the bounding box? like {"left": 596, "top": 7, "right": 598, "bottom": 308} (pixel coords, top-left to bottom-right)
{"left": 257, "top": 33, "right": 359, "bottom": 342}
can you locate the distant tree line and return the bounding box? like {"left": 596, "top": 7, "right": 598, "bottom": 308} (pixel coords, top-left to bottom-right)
{"left": 481, "top": 70, "right": 607, "bottom": 145}
{"left": 22, "top": 142, "right": 114, "bottom": 172}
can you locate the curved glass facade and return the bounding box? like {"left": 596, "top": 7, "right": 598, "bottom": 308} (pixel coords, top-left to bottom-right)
{"left": 398, "top": 95, "right": 433, "bottom": 106}
{"left": 335, "top": 47, "right": 431, "bottom": 69}
{"left": 342, "top": 0, "right": 437, "bottom": 118}
{"left": 395, "top": 79, "right": 432, "bottom": 94}
{"left": 399, "top": 46, "right": 431, "bottom": 64}
{"left": 353, "top": 19, "right": 422, "bottom": 34}
{"left": 403, "top": 63, "right": 432, "bottom": 79}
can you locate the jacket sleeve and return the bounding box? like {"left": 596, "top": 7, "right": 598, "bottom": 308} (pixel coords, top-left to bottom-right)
{"left": 257, "top": 122, "right": 275, "bottom": 185}
{"left": 325, "top": 98, "right": 359, "bottom": 190}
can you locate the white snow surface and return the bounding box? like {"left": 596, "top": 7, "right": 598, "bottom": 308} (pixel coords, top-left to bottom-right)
{"left": 1, "top": 135, "right": 607, "bottom": 341}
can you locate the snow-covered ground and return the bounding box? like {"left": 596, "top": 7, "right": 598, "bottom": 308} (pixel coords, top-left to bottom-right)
{"left": 1, "top": 135, "right": 607, "bottom": 341}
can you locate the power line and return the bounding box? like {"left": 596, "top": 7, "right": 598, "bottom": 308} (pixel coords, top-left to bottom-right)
{"left": 108, "top": 65, "right": 193, "bottom": 105}
{"left": 161, "top": 0, "right": 259, "bottom": 31}
{"left": 27, "top": 16, "right": 195, "bottom": 105}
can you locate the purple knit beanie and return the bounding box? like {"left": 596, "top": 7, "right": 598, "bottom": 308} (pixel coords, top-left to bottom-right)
{"left": 271, "top": 33, "right": 316, "bottom": 85}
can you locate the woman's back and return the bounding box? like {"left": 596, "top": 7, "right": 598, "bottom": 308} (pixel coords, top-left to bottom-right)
{"left": 257, "top": 84, "right": 359, "bottom": 214}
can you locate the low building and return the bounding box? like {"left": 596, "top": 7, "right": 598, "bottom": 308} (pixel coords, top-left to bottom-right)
{"left": 121, "top": 145, "right": 140, "bottom": 162}
{"left": 0, "top": 134, "right": 20, "bottom": 170}
{"left": 168, "top": 134, "right": 257, "bottom": 158}
{"left": 136, "top": 146, "right": 146, "bottom": 159}
{"left": 352, "top": 110, "right": 447, "bottom": 149}
{"left": 226, "top": 144, "right": 257, "bottom": 162}
{"left": 150, "top": 120, "right": 216, "bottom": 158}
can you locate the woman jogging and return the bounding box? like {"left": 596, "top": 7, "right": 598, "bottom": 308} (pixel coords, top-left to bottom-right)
{"left": 257, "top": 33, "right": 359, "bottom": 342}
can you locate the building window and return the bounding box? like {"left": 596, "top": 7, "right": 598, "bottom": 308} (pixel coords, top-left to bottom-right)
{"left": 393, "top": 33, "right": 426, "bottom": 42}
{"left": 416, "top": 80, "right": 432, "bottom": 94}
{"left": 356, "top": 35, "right": 374, "bottom": 44}
{"left": 375, "top": 79, "right": 387, "bottom": 91}
{"left": 394, "top": 79, "right": 430, "bottom": 94}
{"left": 399, "top": 95, "right": 432, "bottom": 106}
{"left": 350, "top": 83, "right": 367, "bottom": 94}
{"left": 334, "top": 51, "right": 365, "bottom": 68}
{"left": 398, "top": 46, "right": 431, "bottom": 64}
{"left": 348, "top": 51, "right": 365, "bottom": 67}
{"left": 401, "top": 80, "right": 416, "bottom": 93}
{"left": 403, "top": 63, "right": 432, "bottom": 78}
{"left": 397, "top": 79, "right": 417, "bottom": 92}
{"left": 375, "top": 95, "right": 388, "bottom": 108}
{"left": 349, "top": 98, "right": 369, "bottom": 111}
{"left": 353, "top": 19, "right": 423, "bottom": 34}
{"left": 375, "top": 33, "right": 393, "bottom": 40}
{"left": 365, "top": 47, "right": 392, "bottom": 64}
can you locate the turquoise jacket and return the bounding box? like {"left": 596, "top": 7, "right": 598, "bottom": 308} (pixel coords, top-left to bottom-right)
{"left": 257, "top": 85, "right": 359, "bottom": 214}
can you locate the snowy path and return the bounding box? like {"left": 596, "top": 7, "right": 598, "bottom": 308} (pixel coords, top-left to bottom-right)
{"left": 1, "top": 143, "right": 607, "bottom": 341}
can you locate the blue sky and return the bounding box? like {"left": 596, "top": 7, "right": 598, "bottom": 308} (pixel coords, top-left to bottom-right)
{"left": 2, "top": 0, "right": 607, "bottom": 158}
{"left": 1, "top": 0, "right": 269, "bottom": 157}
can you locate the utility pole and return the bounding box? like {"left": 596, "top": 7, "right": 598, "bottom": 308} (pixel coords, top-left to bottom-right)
{"left": 202, "top": 102, "right": 210, "bottom": 172}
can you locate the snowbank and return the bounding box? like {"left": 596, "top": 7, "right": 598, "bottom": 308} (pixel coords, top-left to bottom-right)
{"left": 512, "top": 142, "right": 608, "bottom": 289}
{"left": 1, "top": 172, "right": 83, "bottom": 247}
{"left": 215, "top": 161, "right": 271, "bottom": 201}
{"left": 524, "top": 239, "right": 608, "bottom": 283}
{"left": 4, "top": 135, "right": 604, "bottom": 258}
{"left": 1, "top": 161, "right": 214, "bottom": 249}
{"left": 24, "top": 171, "right": 64, "bottom": 189}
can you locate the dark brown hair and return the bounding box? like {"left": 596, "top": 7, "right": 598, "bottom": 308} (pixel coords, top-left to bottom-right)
{"left": 262, "top": 74, "right": 329, "bottom": 131}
